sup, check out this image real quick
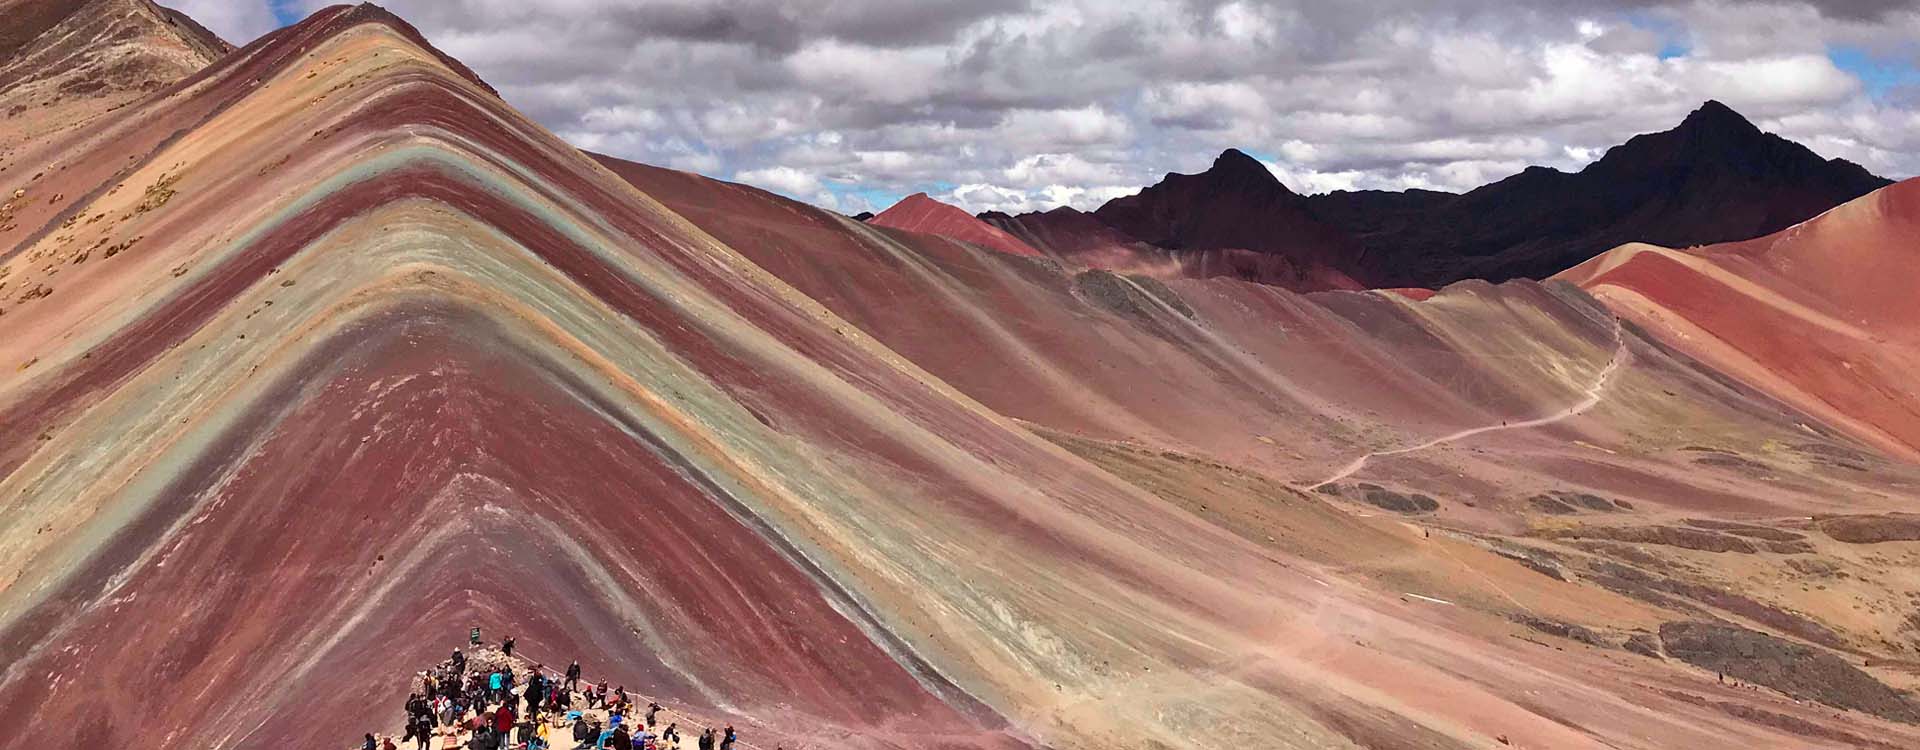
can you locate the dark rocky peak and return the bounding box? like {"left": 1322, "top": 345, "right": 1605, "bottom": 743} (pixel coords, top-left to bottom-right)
{"left": 1203, "top": 148, "right": 1282, "bottom": 186}
{"left": 1677, "top": 99, "right": 1763, "bottom": 138}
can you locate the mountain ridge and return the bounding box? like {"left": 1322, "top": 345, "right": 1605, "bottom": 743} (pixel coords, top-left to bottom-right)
{"left": 1306, "top": 99, "right": 1891, "bottom": 285}
{"left": 966, "top": 101, "right": 1887, "bottom": 291}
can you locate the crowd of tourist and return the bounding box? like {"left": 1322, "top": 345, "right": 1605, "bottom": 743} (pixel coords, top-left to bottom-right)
{"left": 361, "top": 633, "right": 743, "bottom": 750}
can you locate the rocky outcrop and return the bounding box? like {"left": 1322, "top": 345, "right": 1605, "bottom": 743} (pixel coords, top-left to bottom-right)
{"left": 1660, "top": 621, "right": 1920, "bottom": 723}
{"left": 1818, "top": 514, "right": 1920, "bottom": 544}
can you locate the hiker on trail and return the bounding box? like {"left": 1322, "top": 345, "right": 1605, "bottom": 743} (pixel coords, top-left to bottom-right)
{"left": 698, "top": 727, "right": 715, "bottom": 750}
{"left": 721, "top": 725, "right": 737, "bottom": 750}
{"left": 566, "top": 660, "right": 582, "bottom": 691}
{"left": 401, "top": 702, "right": 429, "bottom": 747}
{"left": 364, "top": 733, "right": 378, "bottom": 750}
{"left": 548, "top": 681, "right": 567, "bottom": 712}
{"left": 452, "top": 648, "right": 467, "bottom": 673}
{"left": 588, "top": 681, "right": 609, "bottom": 708}
{"left": 490, "top": 670, "right": 506, "bottom": 702}
{"left": 645, "top": 702, "right": 660, "bottom": 728}
{"left": 613, "top": 685, "right": 630, "bottom": 710}
{"left": 609, "top": 722, "right": 634, "bottom": 750}
{"left": 503, "top": 636, "right": 516, "bottom": 657}
{"left": 493, "top": 702, "right": 517, "bottom": 736}
{"left": 525, "top": 671, "right": 546, "bottom": 715}
{"left": 412, "top": 714, "right": 434, "bottom": 750}
{"left": 661, "top": 722, "right": 679, "bottom": 744}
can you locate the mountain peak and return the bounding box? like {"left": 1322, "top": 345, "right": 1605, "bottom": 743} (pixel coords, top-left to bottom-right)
{"left": 1306, "top": 97, "right": 1891, "bottom": 285}
{"left": 1089, "top": 147, "right": 1360, "bottom": 286}
{"left": 1206, "top": 148, "right": 1277, "bottom": 182}
{"left": 870, "top": 192, "right": 1044, "bottom": 257}
{"left": 1678, "top": 99, "right": 1762, "bottom": 137}
{"left": 0, "top": 0, "right": 233, "bottom": 151}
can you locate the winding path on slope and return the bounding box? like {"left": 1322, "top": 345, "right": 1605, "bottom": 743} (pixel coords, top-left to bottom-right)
{"left": 1305, "top": 317, "right": 1631, "bottom": 491}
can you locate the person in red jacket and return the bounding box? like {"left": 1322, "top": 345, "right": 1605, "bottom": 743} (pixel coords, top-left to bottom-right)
{"left": 493, "top": 702, "right": 516, "bottom": 735}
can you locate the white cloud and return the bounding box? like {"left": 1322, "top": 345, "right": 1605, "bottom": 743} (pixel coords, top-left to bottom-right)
{"left": 168, "top": 0, "right": 281, "bottom": 43}
{"left": 941, "top": 183, "right": 1036, "bottom": 214}
{"left": 1003, "top": 154, "right": 1124, "bottom": 188}
{"left": 785, "top": 40, "right": 946, "bottom": 105}
{"left": 1679, "top": 54, "right": 1860, "bottom": 107}
{"left": 290, "top": 0, "right": 1920, "bottom": 218}
{"left": 735, "top": 166, "right": 821, "bottom": 195}
{"left": 1040, "top": 184, "right": 1137, "bottom": 209}
{"left": 997, "top": 106, "right": 1133, "bottom": 149}
{"left": 735, "top": 165, "right": 836, "bottom": 208}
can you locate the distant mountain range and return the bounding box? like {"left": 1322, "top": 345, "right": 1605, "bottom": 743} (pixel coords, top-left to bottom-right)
{"left": 1310, "top": 100, "right": 1892, "bottom": 286}
{"left": 932, "top": 101, "right": 1891, "bottom": 291}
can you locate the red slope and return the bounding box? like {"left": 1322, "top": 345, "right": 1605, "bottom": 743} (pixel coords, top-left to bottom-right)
{"left": 0, "top": 7, "right": 1034, "bottom": 748}
{"left": 0, "top": 306, "right": 1021, "bottom": 748}
{"left": 602, "top": 156, "right": 1920, "bottom": 747}
{"left": 601, "top": 157, "right": 1907, "bottom": 520}
{"left": 1565, "top": 177, "right": 1920, "bottom": 462}
{"left": 869, "top": 192, "right": 1043, "bottom": 257}
{"left": 983, "top": 205, "right": 1365, "bottom": 290}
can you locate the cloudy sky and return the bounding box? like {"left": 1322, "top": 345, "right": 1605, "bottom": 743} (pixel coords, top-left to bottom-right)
{"left": 174, "top": 0, "right": 1920, "bottom": 215}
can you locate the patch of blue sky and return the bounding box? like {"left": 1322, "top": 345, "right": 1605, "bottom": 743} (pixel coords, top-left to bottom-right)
{"left": 1622, "top": 11, "right": 1690, "bottom": 60}
{"left": 270, "top": 1, "right": 305, "bottom": 28}
{"left": 1830, "top": 46, "right": 1920, "bottom": 99}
